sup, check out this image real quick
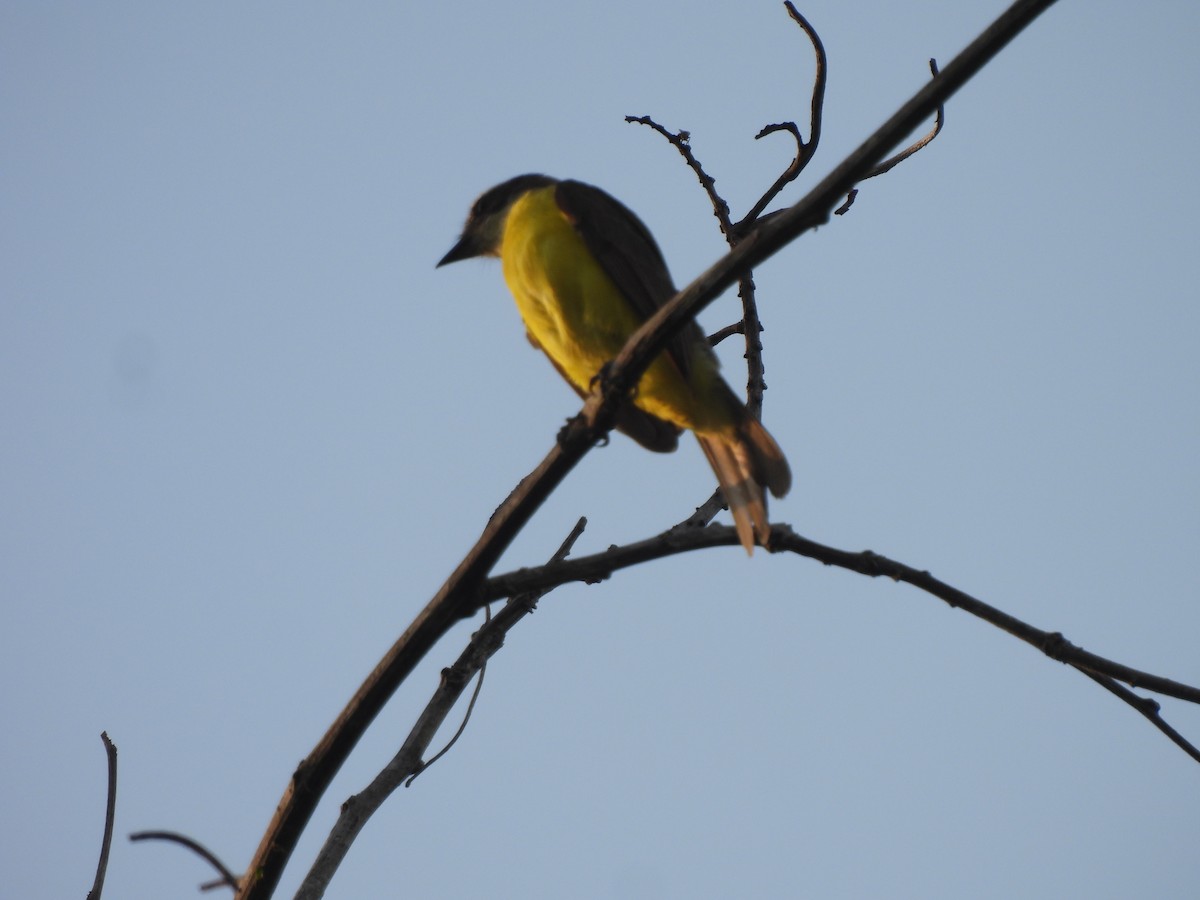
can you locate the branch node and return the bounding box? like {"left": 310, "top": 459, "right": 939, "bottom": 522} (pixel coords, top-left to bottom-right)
{"left": 1039, "top": 631, "right": 1070, "bottom": 661}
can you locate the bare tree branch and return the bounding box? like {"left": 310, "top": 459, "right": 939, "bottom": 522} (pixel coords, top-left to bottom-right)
{"left": 480, "top": 522, "right": 1200, "bottom": 760}
{"left": 238, "top": 3, "right": 1062, "bottom": 896}
{"left": 86, "top": 732, "right": 118, "bottom": 900}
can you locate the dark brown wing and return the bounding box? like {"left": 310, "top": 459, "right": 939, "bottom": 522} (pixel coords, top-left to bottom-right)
{"left": 554, "top": 180, "right": 706, "bottom": 379}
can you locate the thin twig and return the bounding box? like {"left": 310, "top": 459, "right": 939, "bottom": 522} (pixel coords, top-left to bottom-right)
{"left": 836, "top": 58, "right": 945, "bottom": 215}
{"left": 130, "top": 831, "right": 241, "bottom": 892}
{"left": 86, "top": 732, "right": 118, "bottom": 900}
{"left": 708, "top": 321, "right": 745, "bottom": 346}
{"left": 1075, "top": 670, "right": 1200, "bottom": 764}
{"left": 667, "top": 488, "right": 728, "bottom": 536}
{"left": 862, "top": 59, "right": 945, "bottom": 179}
{"left": 624, "top": 116, "right": 734, "bottom": 234}
{"left": 404, "top": 602, "right": 493, "bottom": 787}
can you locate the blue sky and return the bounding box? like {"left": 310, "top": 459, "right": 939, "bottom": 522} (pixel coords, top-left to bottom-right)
{"left": 3, "top": 2, "right": 1199, "bottom": 898}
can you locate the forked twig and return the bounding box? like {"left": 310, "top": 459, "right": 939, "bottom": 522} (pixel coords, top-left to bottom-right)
{"left": 736, "top": 1, "right": 829, "bottom": 232}
{"left": 294, "top": 519, "right": 589, "bottom": 900}
{"left": 1076, "top": 670, "right": 1200, "bottom": 764}
{"left": 404, "top": 603, "right": 493, "bottom": 787}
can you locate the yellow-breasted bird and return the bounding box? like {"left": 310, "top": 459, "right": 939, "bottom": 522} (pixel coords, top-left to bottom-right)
{"left": 438, "top": 174, "right": 791, "bottom": 553}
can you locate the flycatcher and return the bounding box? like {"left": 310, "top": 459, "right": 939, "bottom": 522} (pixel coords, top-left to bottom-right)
{"left": 438, "top": 174, "right": 790, "bottom": 553}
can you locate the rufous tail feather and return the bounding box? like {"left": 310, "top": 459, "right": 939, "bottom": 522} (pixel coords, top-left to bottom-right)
{"left": 695, "top": 417, "right": 791, "bottom": 555}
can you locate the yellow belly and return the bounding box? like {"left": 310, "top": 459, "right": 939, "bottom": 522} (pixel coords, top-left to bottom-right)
{"left": 498, "top": 186, "right": 732, "bottom": 433}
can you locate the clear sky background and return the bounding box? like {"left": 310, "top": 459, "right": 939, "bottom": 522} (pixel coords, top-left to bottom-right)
{"left": 3, "top": 2, "right": 1199, "bottom": 898}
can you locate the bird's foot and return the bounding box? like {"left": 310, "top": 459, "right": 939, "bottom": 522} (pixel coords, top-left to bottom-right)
{"left": 556, "top": 414, "right": 609, "bottom": 448}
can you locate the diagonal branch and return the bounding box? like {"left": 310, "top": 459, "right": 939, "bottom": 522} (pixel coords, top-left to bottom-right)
{"left": 238, "top": 3, "right": 1062, "bottom": 895}
{"left": 293, "top": 520, "right": 588, "bottom": 899}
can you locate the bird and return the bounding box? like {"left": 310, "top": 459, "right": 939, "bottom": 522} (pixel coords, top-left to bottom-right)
{"left": 437, "top": 174, "right": 790, "bottom": 554}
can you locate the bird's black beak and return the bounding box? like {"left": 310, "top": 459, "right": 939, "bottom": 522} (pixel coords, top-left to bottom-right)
{"left": 436, "top": 235, "right": 479, "bottom": 268}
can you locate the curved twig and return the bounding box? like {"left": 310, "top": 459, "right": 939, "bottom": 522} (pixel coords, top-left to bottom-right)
{"left": 730, "top": 0, "right": 837, "bottom": 420}
{"left": 479, "top": 522, "right": 1200, "bottom": 762}
{"left": 708, "top": 321, "right": 745, "bottom": 346}
{"left": 836, "top": 58, "right": 945, "bottom": 215}
{"left": 86, "top": 732, "right": 118, "bottom": 900}
{"left": 130, "top": 831, "right": 241, "bottom": 892}
{"left": 862, "top": 59, "right": 945, "bottom": 179}
{"left": 404, "top": 603, "right": 493, "bottom": 788}
{"left": 736, "top": 1, "right": 829, "bottom": 232}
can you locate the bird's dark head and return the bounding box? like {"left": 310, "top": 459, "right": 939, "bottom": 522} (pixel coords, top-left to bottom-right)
{"left": 437, "top": 174, "right": 558, "bottom": 267}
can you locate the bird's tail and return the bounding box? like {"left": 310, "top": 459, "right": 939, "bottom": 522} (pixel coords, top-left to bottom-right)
{"left": 696, "top": 416, "right": 791, "bottom": 555}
